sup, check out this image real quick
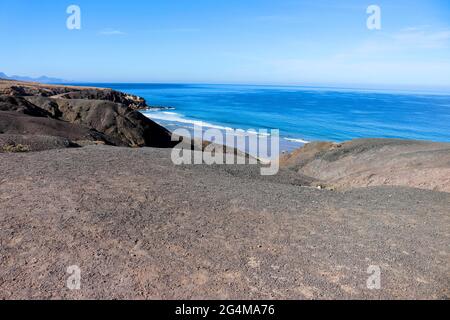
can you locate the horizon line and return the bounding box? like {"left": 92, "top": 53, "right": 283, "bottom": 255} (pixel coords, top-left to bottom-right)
{"left": 61, "top": 80, "right": 450, "bottom": 95}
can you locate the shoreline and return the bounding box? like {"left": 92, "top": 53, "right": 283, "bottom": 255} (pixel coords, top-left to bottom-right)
{"left": 1, "top": 79, "right": 449, "bottom": 299}
{"left": 147, "top": 119, "right": 307, "bottom": 156}
{"left": 3, "top": 78, "right": 449, "bottom": 147}
{"left": 86, "top": 82, "right": 450, "bottom": 145}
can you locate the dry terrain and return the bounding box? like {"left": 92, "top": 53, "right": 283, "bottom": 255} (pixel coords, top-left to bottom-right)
{"left": 0, "top": 80, "right": 449, "bottom": 299}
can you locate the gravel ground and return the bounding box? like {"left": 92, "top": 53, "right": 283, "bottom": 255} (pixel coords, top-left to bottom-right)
{"left": 0, "top": 145, "right": 449, "bottom": 299}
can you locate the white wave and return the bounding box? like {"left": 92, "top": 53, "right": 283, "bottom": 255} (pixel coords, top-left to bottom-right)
{"left": 144, "top": 111, "right": 273, "bottom": 137}
{"left": 284, "top": 137, "right": 310, "bottom": 144}
{"left": 246, "top": 129, "right": 271, "bottom": 137}
{"left": 145, "top": 111, "right": 233, "bottom": 131}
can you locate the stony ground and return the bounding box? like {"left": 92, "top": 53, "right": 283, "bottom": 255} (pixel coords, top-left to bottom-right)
{"left": 280, "top": 139, "right": 450, "bottom": 193}
{"left": 0, "top": 145, "right": 448, "bottom": 299}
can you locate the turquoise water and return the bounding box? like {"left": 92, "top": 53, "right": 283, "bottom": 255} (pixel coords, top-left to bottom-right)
{"left": 75, "top": 83, "right": 450, "bottom": 151}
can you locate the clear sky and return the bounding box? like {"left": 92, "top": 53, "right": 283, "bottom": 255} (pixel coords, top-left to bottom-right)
{"left": 1, "top": 0, "right": 449, "bottom": 89}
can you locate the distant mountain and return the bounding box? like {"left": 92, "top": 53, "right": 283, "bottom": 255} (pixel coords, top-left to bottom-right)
{"left": 0, "top": 72, "right": 68, "bottom": 84}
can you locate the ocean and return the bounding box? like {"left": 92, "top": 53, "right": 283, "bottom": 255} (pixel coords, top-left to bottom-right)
{"left": 74, "top": 83, "right": 450, "bottom": 152}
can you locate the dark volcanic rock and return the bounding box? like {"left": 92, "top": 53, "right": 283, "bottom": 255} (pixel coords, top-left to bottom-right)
{"left": 0, "top": 111, "right": 115, "bottom": 145}
{"left": 0, "top": 80, "right": 149, "bottom": 110}
{"left": 0, "top": 96, "right": 51, "bottom": 117}
{"left": 0, "top": 84, "right": 72, "bottom": 97}
{"left": 26, "top": 96, "right": 175, "bottom": 147}
{"left": 52, "top": 89, "right": 148, "bottom": 110}
{"left": 0, "top": 80, "right": 177, "bottom": 148}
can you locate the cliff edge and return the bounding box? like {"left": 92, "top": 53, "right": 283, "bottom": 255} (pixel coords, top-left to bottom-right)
{"left": 0, "top": 80, "right": 176, "bottom": 149}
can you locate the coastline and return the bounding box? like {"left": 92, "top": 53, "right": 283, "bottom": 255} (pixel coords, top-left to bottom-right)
{"left": 1, "top": 79, "right": 449, "bottom": 299}
{"left": 74, "top": 82, "right": 450, "bottom": 146}
{"left": 2, "top": 78, "right": 449, "bottom": 191}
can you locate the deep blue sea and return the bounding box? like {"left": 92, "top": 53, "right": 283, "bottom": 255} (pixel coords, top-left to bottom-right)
{"left": 74, "top": 83, "right": 450, "bottom": 152}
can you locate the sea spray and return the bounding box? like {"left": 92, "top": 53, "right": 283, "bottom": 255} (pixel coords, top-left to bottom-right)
{"left": 171, "top": 124, "right": 280, "bottom": 175}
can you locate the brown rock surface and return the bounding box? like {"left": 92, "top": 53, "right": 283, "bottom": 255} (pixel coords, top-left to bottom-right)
{"left": 0, "top": 134, "right": 77, "bottom": 152}
{"left": 0, "top": 79, "right": 147, "bottom": 110}
{"left": 281, "top": 139, "right": 450, "bottom": 192}
{"left": 1, "top": 79, "right": 449, "bottom": 300}
{"left": 0, "top": 146, "right": 448, "bottom": 299}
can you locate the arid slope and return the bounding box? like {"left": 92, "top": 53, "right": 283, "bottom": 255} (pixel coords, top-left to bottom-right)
{"left": 281, "top": 139, "right": 450, "bottom": 192}
{"left": 0, "top": 80, "right": 448, "bottom": 299}
{"left": 0, "top": 146, "right": 449, "bottom": 299}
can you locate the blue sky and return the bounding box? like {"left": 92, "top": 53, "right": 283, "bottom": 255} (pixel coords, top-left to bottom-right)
{"left": 0, "top": 0, "right": 449, "bottom": 89}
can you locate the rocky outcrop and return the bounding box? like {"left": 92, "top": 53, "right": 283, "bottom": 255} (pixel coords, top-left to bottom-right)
{"left": 0, "top": 95, "right": 52, "bottom": 117}
{"left": 0, "top": 111, "right": 116, "bottom": 145}
{"left": 52, "top": 89, "right": 148, "bottom": 110}
{"left": 0, "top": 80, "right": 149, "bottom": 110}
{"left": 25, "top": 96, "right": 175, "bottom": 147}
{"left": 280, "top": 138, "right": 450, "bottom": 192}
{"left": 0, "top": 81, "right": 71, "bottom": 97}
{"left": 0, "top": 80, "right": 176, "bottom": 149}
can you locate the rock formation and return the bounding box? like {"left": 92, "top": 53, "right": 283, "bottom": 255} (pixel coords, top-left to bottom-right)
{"left": 280, "top": 138, "right": 450, "bottom": 192}
{"left": 0, "top": 80, "right": 176, "bottom": 149}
